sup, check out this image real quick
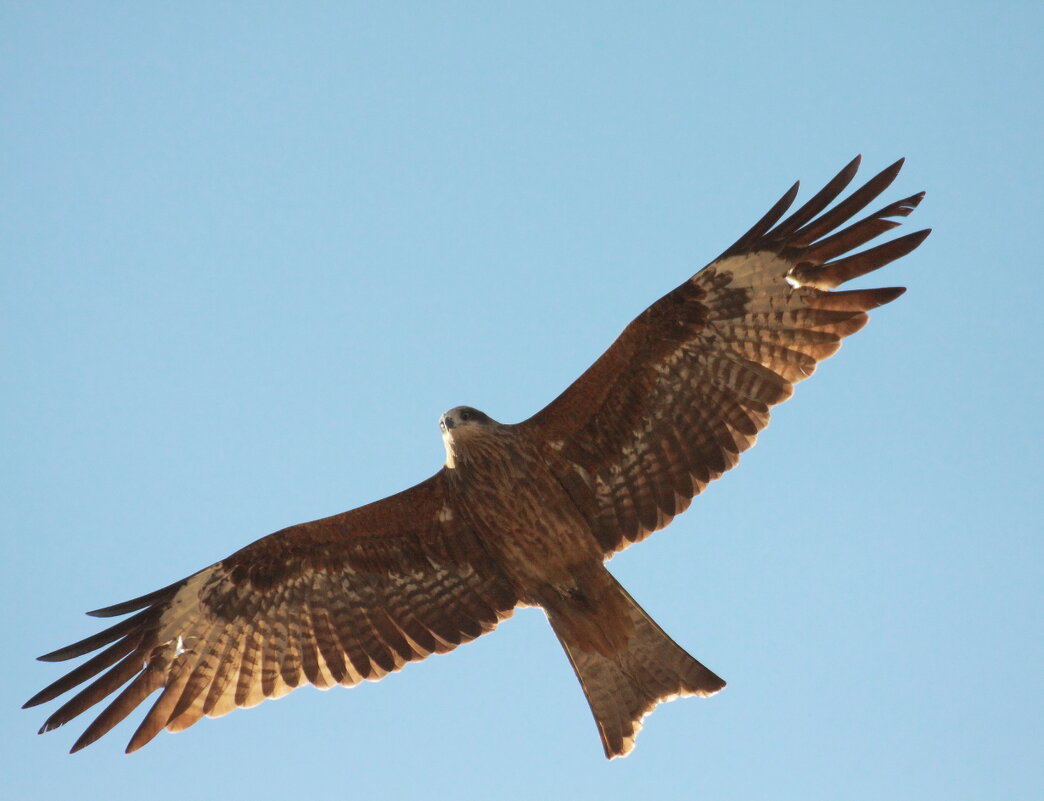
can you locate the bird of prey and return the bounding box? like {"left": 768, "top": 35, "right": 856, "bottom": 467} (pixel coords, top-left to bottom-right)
{"left": 26, "top": 157, "right": 928, "bottom": 759}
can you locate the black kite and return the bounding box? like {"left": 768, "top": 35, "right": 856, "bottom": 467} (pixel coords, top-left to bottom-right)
{"left": 27, "top": 157, "right": 929, "bottom": 758}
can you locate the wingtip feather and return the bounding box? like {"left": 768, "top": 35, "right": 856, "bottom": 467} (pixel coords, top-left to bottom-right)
{"left": 721, "top": 179, "right": 801, "bottom": 256}
{"left": 87, "top": 581, "right": 182, "bottom": 617}
{"left": 881, "top": 286, "right": 907, "bottom": 303}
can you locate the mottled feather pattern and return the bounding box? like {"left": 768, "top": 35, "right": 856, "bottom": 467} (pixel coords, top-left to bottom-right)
{"left": 524, "top": 156, "right": 927, "bottom": 554}
{"left": 28, "top": 157, "right": 928, "bottom": 759}
{"left": 26, "top": 473, "right": 517, "bottom": 753}
{"left": 550, "top": 575, "right": 725, "bottom": 758}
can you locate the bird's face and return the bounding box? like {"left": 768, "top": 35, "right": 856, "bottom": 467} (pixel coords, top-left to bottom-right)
{"left": 440, "top": 406, "right": 496, "bottom": 467}
{"left": 439, "top": 406, "right": 492, "bottom": 436}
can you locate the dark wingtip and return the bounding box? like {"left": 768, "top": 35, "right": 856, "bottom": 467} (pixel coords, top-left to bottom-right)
{"left": 907, "top": 228, "right": 932, "bottom": 248}
{"left": 37, "top": 649, "right": 74, "bottom": 663}
{"left": 842, "top": 154, "right": 862, "bottom": 179}
{"left": 24, "top": 691, "right": 50, "bottom": 710}
{"left": 875, "top": 191, "right": 925, "bottom": 221}
{"left": 86, "top": 578, "right": 186, "bottom": 618}
{"left": 68, "top": 723, "right": 101, "bottom": 754}
{"left": 842, "top": 154, "right": 863, "bottom": 177}
{"left": 871, "top": 158, "right": 905, "bottom": 194}
{"left": 721, "top": 179, "right": 801, "bottom": 256}
{"left": 35, "top": 608, "right": 153, "bottom": 662}
{"left": 877, "top": 286, "right": 907, "bottom": 305}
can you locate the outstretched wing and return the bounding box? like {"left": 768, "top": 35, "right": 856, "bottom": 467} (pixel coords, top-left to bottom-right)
{"left": 521, "top": 157, "right": 929, "bottom": 555}
{"left": 25, "top": 470, "right": 517, "bottom": 753}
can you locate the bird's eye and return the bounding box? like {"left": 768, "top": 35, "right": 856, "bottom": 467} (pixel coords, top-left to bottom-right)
{"left": 461, "top": 409, "right": 471, "bottom": 421}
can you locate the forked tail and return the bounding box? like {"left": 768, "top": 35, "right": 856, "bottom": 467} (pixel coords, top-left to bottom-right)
{"left": 545, "top": 572, "right": 725, "bottom": 759}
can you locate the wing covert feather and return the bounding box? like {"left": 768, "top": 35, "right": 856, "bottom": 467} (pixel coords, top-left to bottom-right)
{"left": 523, "top": 157, "right": 928, "bottom": 555}
{"left": 26, "top": 470, "right": 517, "bottom": 752}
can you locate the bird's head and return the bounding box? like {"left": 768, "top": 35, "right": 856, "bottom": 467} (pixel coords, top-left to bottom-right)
{"left": 440, "top": 406, "right": 496, "bottom": 467}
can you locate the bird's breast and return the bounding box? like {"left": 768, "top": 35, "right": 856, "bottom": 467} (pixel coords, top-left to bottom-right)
{"left": 449, "top": 429, "right": 602, "bottom": 601}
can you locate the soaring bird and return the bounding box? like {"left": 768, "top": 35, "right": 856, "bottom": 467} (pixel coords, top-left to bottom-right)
{"left": 26, "top": 157, "right": 928, "bottom": 759}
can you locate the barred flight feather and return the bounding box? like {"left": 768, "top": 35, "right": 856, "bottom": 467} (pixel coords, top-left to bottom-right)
{"left": 29, "top": 157, "right": 927, "bottom": 760}
{"left": 27, "top": 473, "right": 517, "bottom": 753}
{"left": 523, "top": 156, "right": 928, "bottom": 555}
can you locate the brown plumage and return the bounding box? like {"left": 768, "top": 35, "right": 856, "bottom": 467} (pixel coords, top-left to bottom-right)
{"left": 26, "top": 157, "right": 929, "bottom": 759}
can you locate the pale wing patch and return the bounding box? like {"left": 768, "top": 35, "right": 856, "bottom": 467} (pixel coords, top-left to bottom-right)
{"left": 153, "top": 571, "right": 211, "bottom": 651}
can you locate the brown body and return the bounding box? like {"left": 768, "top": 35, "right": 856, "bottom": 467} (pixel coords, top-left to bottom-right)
{"left": 445, "top": 421, "right": 604, "bottom": 600}
{"left": 443, "top": 418, "right": 724, "bottom": 755}
{"left": 27, "top": 157, "right": 929, "bottom": 758}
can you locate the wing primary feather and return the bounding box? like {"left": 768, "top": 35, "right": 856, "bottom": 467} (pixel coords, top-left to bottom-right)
{"left": 69, "top": 661, "right": 167, "bottom": 753}
{"left": 163, "top": 616, "right": 227, "bottom": 725}
{"left": 806, "top": 286, "right": 906, "bottom": 312}
{"left": 789, "top": 158, "right": 905, "bottom": 247}
{"left": 37, "top": 607, "right": 157, "bottom": 662}
{"left": 125, "top": 660, "right": 193, "bottom": 753}
{"left": 39, "top": 651, "right": 145, "bottom": 734}
{"left": 801, "top": 218, "right": 900, "bottom": 264}
{"left": 800, "top": 191, "right": 926, "bottom": 264}
{"left": 166, "top": 661, "right": 214, "bottom": 725}
{"left": 24, "top": 637, "right": 138, "bottom": 708}
{"left": 867, "top": 191, "right": 925, "bottom": 221}
{"left": 86, "top": 579, "right": 185, "bottom": 618}
{"left": 767, "top": 155, "right": 862, "bottom": 240}
{"left": 721, "top": 181, "right": 800, "bottom": 255}
{"left": 800, "top": 229, "right": 931, "bottom": 288}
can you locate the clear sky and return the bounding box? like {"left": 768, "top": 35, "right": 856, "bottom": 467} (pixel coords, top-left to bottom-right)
{"left": 3, "top": 3, "right": 1041, "bottom": 800}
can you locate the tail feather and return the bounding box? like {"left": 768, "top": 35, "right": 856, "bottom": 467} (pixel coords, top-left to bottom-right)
{"left": 547, "top": 575, "right": 725, "bottom": 759}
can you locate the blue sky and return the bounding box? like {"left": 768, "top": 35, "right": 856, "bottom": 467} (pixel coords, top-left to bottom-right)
{"left": 3, "top": 3, "right": 1041, "bottom": 799}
